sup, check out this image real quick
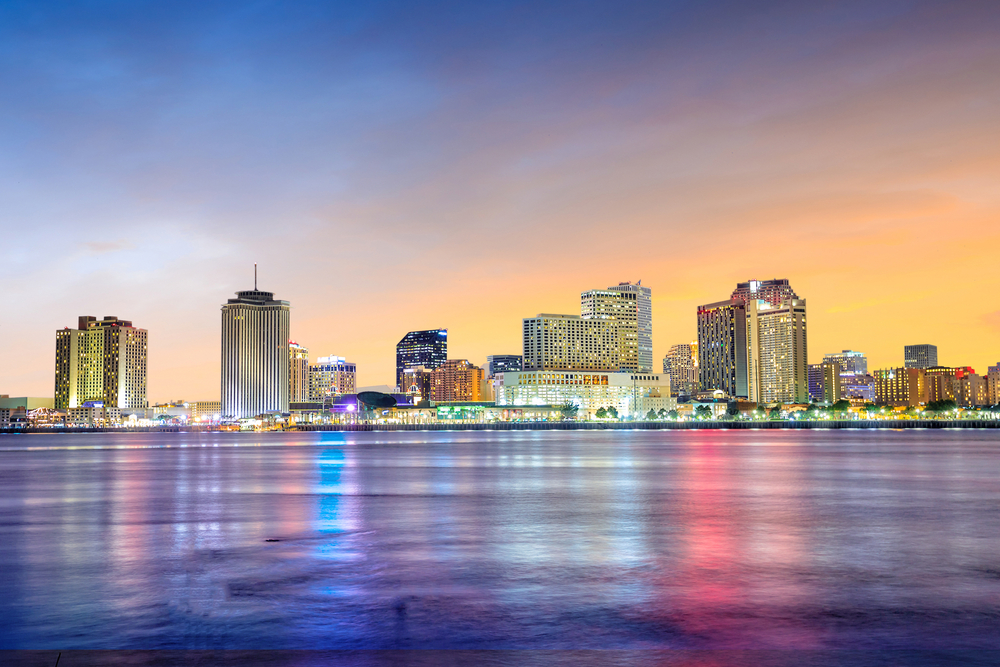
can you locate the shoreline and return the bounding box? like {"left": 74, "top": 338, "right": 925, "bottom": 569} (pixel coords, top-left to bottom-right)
{"left": 2, "top": 419, "right": 999, "bottom": 434}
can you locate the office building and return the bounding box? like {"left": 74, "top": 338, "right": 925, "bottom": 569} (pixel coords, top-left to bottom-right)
{"left": 841, "top": 375, "right": 875, "bottom": 402}
{"left": 308, "top": 356, "right": 357, "bottom": 401}
{"left": 904, "top": 344, "right": 938, "bottom": 369}
{"left": 54, "top": 316, "right": 148, "bottom": 410}
{"left": 289, "top": 342, "right": 310, "bottom": 403}
{"left": 485, "top": 355, "right": 523, "bottom": 378}
{"left": 396, "top": 329, "right": 447, "bottom": 390}
{"left": 823, "top": 350, "right": 867, "bottom": 376}
{"left": 495, "top": 370, "right": 675, "bottom": 418}
{"left": 400, "top": 366, "right": 434, "bottom": 401}
{"left": 430, "top": 360, "right": 484, "bottom": 402}
{"left": 221, "top": 287, "right": 290, "bottom": 418}
{"left": 808, "top": 362, "right": 841, "bottom": 403}
{"left": 581, "top": 281, "right": 652, "bottom": 372}
{"left": 523, "top": 314, "right": 619, "bottom": 372}
{"left": 663, "top": 343, "right": 697, "bottom": 396}
{"left": 746, "top": 298, "right": 809, "bottom": 404}
{"left": 873, "top": 368, "right": 927, "bottom": 407}
{"left": 697, "top": 300, "right": 749, "bottom": 399}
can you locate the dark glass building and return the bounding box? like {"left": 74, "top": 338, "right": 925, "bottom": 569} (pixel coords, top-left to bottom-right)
{"left": 904, "top": 344, "right": 938, "bottom": 369}
{"left": 486, "top": 354, "right": 523, "bottom": 378}
{"left": 396, "top": 329, "right": 447, "bottom": 389}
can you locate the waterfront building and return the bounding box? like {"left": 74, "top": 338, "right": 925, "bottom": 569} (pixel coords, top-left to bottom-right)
{"left": 0, "top": 396, "right": 55, "bottom": 410}
{"left": 841, "top": 375, "right": 875, "bottom": 402}
{"left": 523, "top": 314, "right": 619, "bottom": 372}
{"left": 581, "top": 281, "right": 652, "bottom": 372}
{"left": 396, "top": 329, "right": 447, "bottom": 390}
{"left": 308, "top": 356, "right": 357, "bottom": 401}
{"left": 808, "top": 362, "right": 841, "bottom": 403}
{"left": 697, "top": 300, "right": 749, "bottom": 399}
{"left": 746, "top": 298, "right": 808, "bottom": 404}
{"left": 289, "top": 342, "right": 310, "bottom": 403}
{"left": 989, "top": 364, "right": 1000, "bottom": 405}
{"left": 191, "top": 400, "right": 222, "bottom": 420}
{"left": 67, "top": 405, "right": 122, "bottom": 426}
{"left": 485, "top": 355, "right": 523, "bottom": 378}
{"left": 220, "top": 287, "right": 290, "bottom": 418}
{"left": 926, "top": 366, "right": 988, "bottom": 407}
{"left": 663, "top": 343, "right": 697, "bottom": 396}
{"left": 54, "top": 316, "right": 148, "bottom": 410}
{"left": 494, "top": 370, "right": 674, "bottom": 418}
{"left": 904, "top": 344, "right": 938, "bottom": 369}
{"left": 873, "top": 368, "right": 927, "bottom": 407}
{"left": 430, "top": 360, "right": 484, "bottom": 402}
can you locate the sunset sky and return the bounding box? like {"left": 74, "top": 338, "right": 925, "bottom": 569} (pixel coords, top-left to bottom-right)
{"left": 2, "top": 0, "right": 999, "bottom": 401}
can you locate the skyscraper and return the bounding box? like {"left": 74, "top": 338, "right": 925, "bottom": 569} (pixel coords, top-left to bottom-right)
{"left": 221, "top": 285, "right": 290, "bottom": 418}
{"left": 581, "top": 281, "right": 652, "bottom": 372}
{"left": 289, "top": 341, "right": 310, "bottom": 403}
{"left": 396, "top": 329, "right": 447, "bottom": 389}
{"left": 697, "top": 300, "right": 749, "bottom": 398}
{"left": 904, "top": 344, "right": 938, "bottom": 369}
{"left": 430, "top": 360, "right": 484, "bottom": 402}
{"left": 746, "top": 297, "right": 808, "bottom": 404}
{"left": 663, "top": 343, "right": 697, "bottom": 396}
{"left": 54, "top": 316, "right": 148, "bottom": 409}
{"left": 523, "top": 314, "right": 618, "bottom": 371}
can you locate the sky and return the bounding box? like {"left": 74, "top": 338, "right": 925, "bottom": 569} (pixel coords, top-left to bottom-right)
{"left": 1, "top": 0, "right": 999, "bottom": 401}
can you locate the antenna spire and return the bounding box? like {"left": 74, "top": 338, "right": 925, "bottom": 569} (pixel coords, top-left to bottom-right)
{"left": 254, "top": 263, "right": 257, "bottom": 290}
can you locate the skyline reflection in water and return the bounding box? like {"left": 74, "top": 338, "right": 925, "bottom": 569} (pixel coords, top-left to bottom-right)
{"left": 1, "top": 429, "right": 999, "bottom": 663}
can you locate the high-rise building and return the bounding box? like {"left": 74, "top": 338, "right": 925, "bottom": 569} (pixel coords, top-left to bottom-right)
{"left": 823, "top": 350, "right": 867, "bottom": 376}
{"left": 746, "top": 298, "right": 808, "bottom": 404}
{"left": 581, "top": 281, "right": 652, "bottom": 372}
{"left": 308, "top": 356, "right": 357, "bottom": 401}
{"left": 808, "top": 362, "right": 841, "bottom": 403}
{"left": 730, "top": 279, "right": 797, "bottom": 308}
{"left": 54, "top": 316, "right": 148, "bottom": 409}
{"left": 485, "top": 355, "right": 522, "bottom": 378}
{"left": 697, "top": 300, "right": 749, "bottom": 398}
{"left": 988, "top": 364, "right": 1000, "bottom": 405}
{"left": 663, "top": 343, "right": 697, "bottom": 396}
{"left": 523, "top": 314, "right": 619, "bottom": 372}
{"left": 904, "top": 344, "right": 938, "bottom": 369}
{"left": 289, "top": 342, "right": 310, "bottom": 403}
{"left": 396, "top": 329, "right": 447, "bottom": 390}
{"left": 873, "top": 368, "right": 927, "bottom": 407}
{"left": 221, "top": 287, "right": 290, "bottom": 418}
{"left": 430, "top": 360, "right": 484, "bottom": 402}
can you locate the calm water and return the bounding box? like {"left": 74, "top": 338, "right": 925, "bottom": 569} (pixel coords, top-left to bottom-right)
{"left": 1, "top": 429, "right": 1000, "bottom": 665}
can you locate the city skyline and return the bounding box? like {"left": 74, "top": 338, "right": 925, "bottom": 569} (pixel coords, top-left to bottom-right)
{"left": 2, "top": 1, "right": 1000, "bottom": 400}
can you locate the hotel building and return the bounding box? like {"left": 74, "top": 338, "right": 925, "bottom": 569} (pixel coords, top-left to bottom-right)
{"left": 430, "top": 360, "right": 484, "bottom": 402}
{"left": 54, "top": 316, "right": 148, "bottom": 409}
{"left": 220, "top": 288, "right": 290, "bottom": 418}
{"left": 308, "top": 356, "right": 357, "bottom": 401}
{"left": 522, "top": 314, "right": 619, "bottom": 372}
{"left": 697, "top": 300, "right": 749, "bottom": 399}
{"left": 873, "top": 368, "right": 928, "bottom": 407}
{"left": 581, "top": 281, "right": 652, "bottom": 372}
{"left": 662, "top": 343, "right": 697, "bottom": 396}
{"left": 289, "top": 342, "right": 310, "bottom": 403}
{"left": 746, "top": 298, "right": 808, "bottom": 404}
{"left": 807, "top": 362, "right": 841, "bottom": 403}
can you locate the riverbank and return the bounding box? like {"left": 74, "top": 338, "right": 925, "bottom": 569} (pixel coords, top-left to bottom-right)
{"left": 2, "top": 419, "right": 999, "bottom": 434}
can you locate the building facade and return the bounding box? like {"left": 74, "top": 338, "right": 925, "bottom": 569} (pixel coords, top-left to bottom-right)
{"left": 430, "top": 360, "right": 484, "bottom": 402}
{"left": 495, "top": 370, "right": 674, "bottom": 418}
{"left": 485, "top": 355, "right": 523, "bottom": 378}
{"left": 746, "top": 298, "right": 809, "bottom": 404}
{"left": 823, "top": 350, "right": 868, "bottom": 376}
{"left": 697, "top": 300, "right": 749, "bottom": 399}
{"left": 904, "top": 344, "right": 938, "bottom": 369}
{"left": 989, "top": 363, "right": 1000, "bottom": 405}
{"left": 662, "top": 343, "right": 697, "bottom": 396}
{"left": 581, "top": 281, "right": 652, "bottom": 372}
{"left": 221, "top": 288, "right": 291, "bottom": 418}
{"left": 308, "top": 356, "right": 357, "bottom": 401}
{"left": 289, "top": 342, "right": 310, "bottom": 403}
{"left": 396, "top": 329, "right": 447, "bottom": 390}
{"left": 808, "top": 362, "right": 841, "bottom": 403}
{"left": 54, "top": 316, "right": 148, "bottom": 410}
{"left": 873, "top": 368, "right": 927, "bottom": 407}
{"left": 522, "top": 314, "right": 619, "bottom": 372}
{"left": 730, "top": 279, "right": 797, "bottom": 308}
{"left": 400, "top": 366, "right": 434, "bottom": 401}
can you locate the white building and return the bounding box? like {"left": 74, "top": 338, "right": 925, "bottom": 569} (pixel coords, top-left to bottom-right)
{"left": 494, "top": 370, "right": 674, "bottom": 418}
{"left": 221, "top": 287, "right": 290, "bottom": 418}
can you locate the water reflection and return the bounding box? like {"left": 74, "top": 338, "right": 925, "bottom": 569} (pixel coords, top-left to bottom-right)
{"left": 1, "top": 430, "right": 999, "bottom": 657}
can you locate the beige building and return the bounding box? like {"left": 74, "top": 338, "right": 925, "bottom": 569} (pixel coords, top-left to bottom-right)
{"left": 989, "top": 364, "right": 1000, "bottom": 405}
{"left": 289, "top": 342, "right": 310, "bottom": 403}
{"left": 523, "top": 314, "right": 619, "bottom": 372}
{"left": 431, "top": 360, "right": 484, "bottom": 402}
{"left": 495, "top": 370, "right": 674, "bottom": 418}
{"left": 191, "top": 401, "right": 222, "bottom": 419}
{"left": 55, "top": 316, "right": 148, "bottom": 410}
{"left": 663, "top": 343, "right": 698, "bottom": 396}
{"left": 308, "top": 356, "right": 357, "bottom": 401}
{"left": 873, "top": 368, "right": 927, "bottom": 407}
{"left": 581, "top": 282, "right": 652, "bottom": 372}
{"left": 746, "top": 299, "right": 808, "bottom": 404}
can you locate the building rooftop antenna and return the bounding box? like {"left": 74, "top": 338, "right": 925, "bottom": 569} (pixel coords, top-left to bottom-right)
{"left": 254, "top": 263, "right": 257, "bottom": 290}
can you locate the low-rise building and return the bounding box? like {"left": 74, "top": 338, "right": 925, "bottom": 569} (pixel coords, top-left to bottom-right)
{"left": 873, "top": 368, "right": 927, "bottom": 407}
{"left": 495, "top": 370, "right": 674, "bottom": 418}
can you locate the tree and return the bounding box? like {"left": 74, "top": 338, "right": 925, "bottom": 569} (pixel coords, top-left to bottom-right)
{"left": 607, "top": 406, "right": 619, "bottom": 420}
{"left": 768, "top": 406, "right": 783, "bottom": 420}
{"left": 657, "top": 408, "right": 668, "bottom": 419}
{"left": 667, "top": 409, "right": 679, "bottom": 420}
{"left": 804, "top": 403, "right": 820, "bottom": 417}
{"left": 727, "top": 405, "right": 740, "bottom": 417}
{"left": 927, "top": 399, "right": 958, "bottom": 413}
{"left": 695, "top": 405, "right": 712, "bottom": 419}
{"left": 558, "top": 403, "right": 579, "bottom": 420}
{"left": 646, "top": 409, "right": 658, "bottom": 421}
{"left": 831, "top": 399, "right": 852, "bottom": 413}
{"left": 596, "top": 407, "right": 608, "bottom": 419}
